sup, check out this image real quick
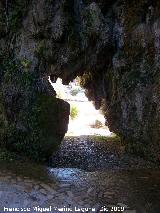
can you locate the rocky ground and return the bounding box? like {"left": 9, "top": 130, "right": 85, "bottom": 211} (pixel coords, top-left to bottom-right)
{"left": 51, "top": 136, "right": 158, "bottom": 171}
{"left": 0, "top": 136, "right": 160, "bottom": 213}
{"left": 0, "top": 164, "right": 160, "bottom": 213}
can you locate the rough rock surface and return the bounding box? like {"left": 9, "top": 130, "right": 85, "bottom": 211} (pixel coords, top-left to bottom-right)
{"left": 0, "top": 0, "right": 70, "bottom": 160}
{"left": 0, "top": 0, "right": 160, "bottom": 161}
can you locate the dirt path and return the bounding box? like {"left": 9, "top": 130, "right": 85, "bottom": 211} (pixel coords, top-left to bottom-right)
{"left": 0, "top": 137, "right": 160, "bottom": 213}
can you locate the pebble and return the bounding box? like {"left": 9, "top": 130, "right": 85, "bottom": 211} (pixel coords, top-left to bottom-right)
{"left": 66, "top": 191, "right": 74, "bottom": 197}
{"left": 47, "top": 195, "right": 54, "bottom": 200}
{"left": 34, "top": 185, "right": 40, "bottom": 190}
{"left": 17, "top": 177, "right": 23, "bottom": 182}
{"left": 0, "top": 176, "right": 8, "bottom": 182}
{"left": 40, "top": 183, "right": 56, "bottom": 194}
{"left": 0, "top": 136, "right": 159, "bottom": 212}
{"left": 59, "top": 183, "right": 71, "bottom": 188}
{"left": 10, "top": 179, "right": 17, "bottom": 184}
{"left": 24, "top": 179, "right": 33, "bottom": 183}
{"left": 39, "top": 188, "right": 48, "bottom": 195}
{"left": 87, "top": 187, "right": 94, "bottom": 194}
{"left": 24, "top": 182, "right": 33, "bottom": 187}
{"left": 24, "top": 186, "right": 33, "bottom": 193}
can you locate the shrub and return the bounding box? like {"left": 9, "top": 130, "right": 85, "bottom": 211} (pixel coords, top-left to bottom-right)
{"left": 70, "top": 105, "right": 79, "bottom": 120}
{"left": 0, "top": 149, "right": 17, "bottom": 162}
{"left": 70, "top": 88, "right": 80, "bottom": 96}
{"left": 90, "top": 119, "right": 103, "bottom": 129}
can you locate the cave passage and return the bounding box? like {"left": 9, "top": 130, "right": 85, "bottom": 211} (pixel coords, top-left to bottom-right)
{"left": 49, "top": 77, "right": 112, "bottom": 137}
{"left": 0, "top": 0, "right": 160, "bottom": 210}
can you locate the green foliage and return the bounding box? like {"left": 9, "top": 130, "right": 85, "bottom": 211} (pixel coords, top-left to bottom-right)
{"left": 89, "top": 134, "right": 121, "bottom": 143}
{"left": 2, "top": 94, "right": 63, "bottom": 162}
{"left": 70, "top": 105, "right": 79, "bottom": 120}
{"left": 70, "top": 88, "right": 80, "bottom": 96}
{"left": 35, "top": 40, "right": 46, "bottom": 58}
{"left": 21, "top": 59, "right": 32, "bottom": 69}
{"left": 122, "top": 66, "right": 154, "bottom": 91}
{"left": 21, "top": 94, "right": 63, "bottom": 161}
{"left": 8, "top": 0, "right": 28, "bottom": 32}
{"left": 0, "top": 149, "right": 17, "bottom": 162}
{"left": 0, "top": 6, "right": 6, "bottom": 36}
{"left": 1, "top": 57, "right": 34, "bottom": 93}
{"left": 90, "top": 119, "right": 103, "bottom": 129}
{"left": 0, "top": 57, "right": 64, "bottom": 162}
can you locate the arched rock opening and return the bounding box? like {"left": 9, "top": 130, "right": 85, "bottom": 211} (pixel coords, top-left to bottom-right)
{"left": 0, "top": 0, "right": 159, "bottom": 161}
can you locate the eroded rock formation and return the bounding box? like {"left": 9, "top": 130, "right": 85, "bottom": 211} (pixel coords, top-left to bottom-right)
{"left": 0, "top": 0, "right": 160, "bottom": 161}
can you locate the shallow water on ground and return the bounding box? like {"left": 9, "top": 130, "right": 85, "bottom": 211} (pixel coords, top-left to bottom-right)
{"left": 49, "top": 167, "right": 160, "bottom": 212}
{"left": 0, "top": 136, "right": 160, "bottom": 213}
{"left": 0, "top": 163, "right": 160, "bottom": 213}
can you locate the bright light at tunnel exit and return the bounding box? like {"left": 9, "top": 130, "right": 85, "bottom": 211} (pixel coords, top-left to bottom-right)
{"left": 48, "top": 76, "right": 112, "bottom": 137}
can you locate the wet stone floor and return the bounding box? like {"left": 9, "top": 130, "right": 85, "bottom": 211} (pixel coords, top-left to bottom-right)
{"left": 51, "top": 136, "right": 158, "bottom": 171}
{"left": 0, "top": 137, "right": 160, "bottom": 213}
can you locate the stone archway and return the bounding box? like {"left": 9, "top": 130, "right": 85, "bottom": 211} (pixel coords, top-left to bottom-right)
{"left": 0, "top": 0, "right": 159, "bottom": 161}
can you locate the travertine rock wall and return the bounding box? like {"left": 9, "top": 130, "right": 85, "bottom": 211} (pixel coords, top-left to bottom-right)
{"left": 0, "top": 0, "right": 159, "bottom": 161}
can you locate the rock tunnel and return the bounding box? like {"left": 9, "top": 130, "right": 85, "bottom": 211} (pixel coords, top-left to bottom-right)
{"left": 0, "top": 0, "right": 160, "bottom": 161}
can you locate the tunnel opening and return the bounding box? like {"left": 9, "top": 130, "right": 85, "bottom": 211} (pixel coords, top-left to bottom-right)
{"left": 0, "top": 0, "right": 159, "bottom": 210}
{"left": 48, "top": 76, "right": 124, "bottom": 171}
{"left": 47, "top": 75, "right": 158, "bottom": 172}
{"left": 49, "top": 76, "right": 112, "bottom": 137}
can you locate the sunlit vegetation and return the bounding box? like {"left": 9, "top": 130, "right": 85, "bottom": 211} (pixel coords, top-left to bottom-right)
{"left": 70, "top": 88, "right": 81, "bottom": 96}
{"left": 90, "top": 119, "right": 103, "bottom": 129}
{"left": 89, "top": 134, "right": 121, "bottom": 143}
{"left": 70, "top": 105, "right": 79, "bottom": 120}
